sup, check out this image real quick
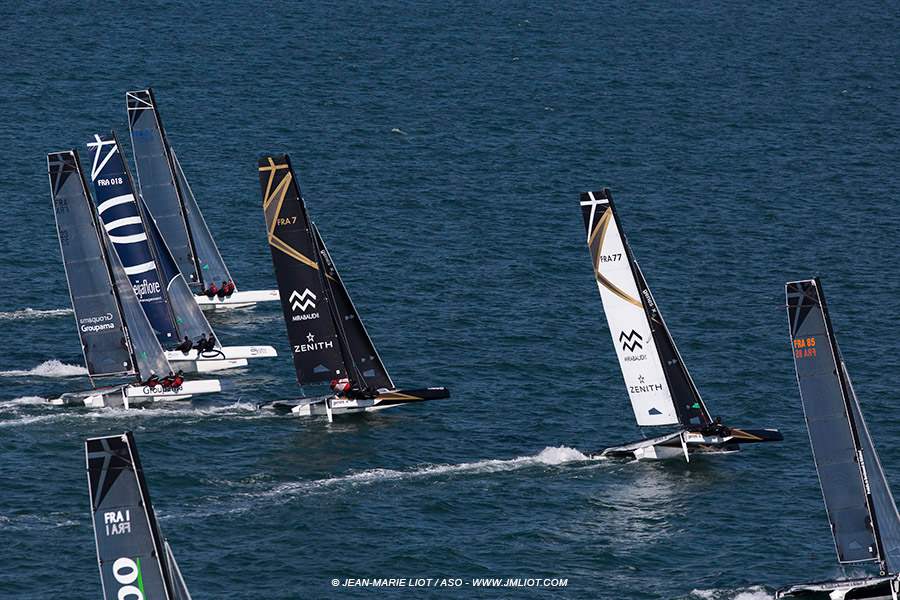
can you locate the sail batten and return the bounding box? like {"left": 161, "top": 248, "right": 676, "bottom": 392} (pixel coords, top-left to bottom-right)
{"left": 785, "top": 278, "right": 900, "bottom": 571}
{"left": 579, "top": 189, "right": 708, "bottom": 428}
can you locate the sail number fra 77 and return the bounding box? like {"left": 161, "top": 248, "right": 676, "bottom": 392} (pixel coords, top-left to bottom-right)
{"left": 794, "top": 337, "right": 816, "bottom": 358}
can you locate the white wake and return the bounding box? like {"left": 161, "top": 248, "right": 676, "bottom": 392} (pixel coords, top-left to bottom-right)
{"left": 0, "top": 307, "right": 72, "bottom": 320}
{"left": 0, "top": 360, "right": 87, "bottom": 377}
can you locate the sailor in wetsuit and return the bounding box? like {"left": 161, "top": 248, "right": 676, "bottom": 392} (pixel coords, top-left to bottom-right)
{"left": 224, "top": 280, "right": 235, "bottom": 296}
{"left": 144, "top": 372, "right": 159, "bottom": 387}
{"left": 204, "top": 333, "right": 216, "bottom": 352}
{"left": 204, "top": 283, "right": 217, "bottom": 298}
{"left": 172, "top": 370, "right": 184, "bottom": 387}
{"left": 194, "top": 333, "right": 208, "bottom": 352}
{"left": 217, "top": 281, "right": 228, "bottom": 298}
{"left": 176, "top": 336, "right": 193, "bottom": 353}
{"left": 701, "top": 416, "right": 732, "bottom": 438}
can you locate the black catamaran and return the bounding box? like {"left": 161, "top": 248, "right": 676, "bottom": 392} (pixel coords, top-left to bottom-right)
{"left": 778, "top": 278, "right": 900, "bottom": 600}
{"left": 126, "top": 88, "right": 279, "bottom": 309}
{"left": 86, "top": 131, "right": 277, "bottom": 373}
{"left": 48, "top": 150, "right": 232, "bottom": 408}
{"left": 257, "top": 154, "right": 449, "bottom": 420}
{"left": 87, "top": 432, "right": 193, "bottom": 600}
{"left": 579, "top": 189, "right": 782, "bottom": 460}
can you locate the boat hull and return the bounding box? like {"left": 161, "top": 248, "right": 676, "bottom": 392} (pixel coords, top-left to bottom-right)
{"left": 165, "top": 345, "right": 276, "bottom": 372}
{"left": 776, "top": 575, "right": 899, "bottom": 600}
{"left": 49, "top": 379, "right": 235, "bottom": 408}
{"left": 264, "top": 387, "right": 450, "bottom": 418}
{"left": 595, "top": 427, "right": 783, "bottom": 460}
{"left": 195, "top": 289, "right": 280, "bottom": 310}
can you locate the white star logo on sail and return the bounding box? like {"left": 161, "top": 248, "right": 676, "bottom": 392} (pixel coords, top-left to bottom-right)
{"left": 307, "top": 333, "right": 315, "bottom": 343}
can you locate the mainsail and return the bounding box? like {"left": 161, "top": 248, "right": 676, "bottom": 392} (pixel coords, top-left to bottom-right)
{"left": 86, "top": 431, "right": 191, "bottom": 600}
{"left": 126, "top": 89, "right": 200, "bottom": 286}
{"left": 786, "top": 278, "right": 900, "bottom": 574}
{"left": 259, "top": 155, "right": 392, "bottom": 390}
{"left": 87, "top": 132, "right": 219, "bottom": 349}
{"left": 49, "top": 150, "right": 170, "bottom": 381}
{"left": 87, "top": 132, "right": 179, "bottom": 345}
{"left": 580, "top": 189, "right": 710, "bottom": 428}
{"left": 49, "top": 150, "right": 133, "bottom": 378}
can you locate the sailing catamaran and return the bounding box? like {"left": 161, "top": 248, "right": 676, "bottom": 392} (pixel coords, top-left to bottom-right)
{"left": 778, "top": 278, "right": 900, "bottom": 600}
{"left": 257, "top": 154, "right": 450, "bottom": 420}
{"left": 126, "top": 88, "right": 279, "bottom": 309}
{"left": 48, "top": 150, "right": 233, "bottom": 408}
{"left": 579, "top": 189, "right": 782, "bottom": 460}
{"left": 86, "top": 131, "right": 277, "bottom": 373}
{"left": 86, "top": 432, "right": 193, "bottom": 600}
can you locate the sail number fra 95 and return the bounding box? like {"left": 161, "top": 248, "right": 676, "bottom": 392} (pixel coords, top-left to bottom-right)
{"left": 794, "top": 337, "right": 816, "bottom": 358}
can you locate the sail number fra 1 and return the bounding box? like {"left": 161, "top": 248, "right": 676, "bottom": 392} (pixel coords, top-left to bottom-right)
{"left": 96, "top": 177, "right": 124, "bottom": 186}
{"left": 794, "top": 337, "right": 816, "bottom": 358}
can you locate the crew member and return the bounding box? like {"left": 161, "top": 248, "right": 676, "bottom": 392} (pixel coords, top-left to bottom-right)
{"left": 176, "top": 336, "right": 193, "bottom": 353}
{"left": 194, "top": 333, "right": 208, "bottom": 351}
{"left": 172, "top": 370, "right": 184, "bottom": 387}
{"left": 204, "top": 283, "right": 217, "bottom": 298}
{"left": 161, "top": 371, "right": 176, "bottom": 387}
{"left": 144, "top": 372, "right": 159, "bottom": 387}
{"left": 204, "top": 333, "right": 217, "bottom": 352}
{"left": 225, "top": 280, "right": 235, "bottom": 296}
{"left": 217, "top": 281, "right": 229, "bottom": 298}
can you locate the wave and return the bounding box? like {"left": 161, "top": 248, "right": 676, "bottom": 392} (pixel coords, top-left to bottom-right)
{"left": 690, "top": 586, "right": 772, "bottom": 600}
{"left": 253, "top": 446, "right": 593, "bottom": 504}
{"left": 0, "top": 360, "right": 88, "bottom": 378}
{"left": 0, "top": 307, "right": 72, "bottom": 320}
{"left": 391, "top": 127, "right": 407, "bottom": 135}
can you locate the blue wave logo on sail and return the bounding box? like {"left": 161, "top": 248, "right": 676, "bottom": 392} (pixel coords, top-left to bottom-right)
{"left": 80, "top": 312, "right": 115, "bottom": 333}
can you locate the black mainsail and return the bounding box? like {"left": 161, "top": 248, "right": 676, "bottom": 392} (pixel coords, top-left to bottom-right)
{"left": 256, "top": 154, "right": 448, "bottom": 417}
{"left": 49, "top": 150, "right": 171, "bottom": 381}
{"left": 86, "top": 431, "right": 191, "bottom": 600}
{"left": 786, "top": 278, "right": 900, "bottom": 575}
{"left": 580, "top": 188, "right": 710, "bottom": 429}
{"left": 126, "top": 89, "right": 200, "bottom": 286}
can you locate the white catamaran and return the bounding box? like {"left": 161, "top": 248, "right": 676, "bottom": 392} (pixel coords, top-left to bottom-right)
{"left": 86, "top": 432, "right": 193, "bottom": 600}
{"left": 778, "top": 278, "right": 900, "bottom": 600}
{"left": 85, "top": 132, "right": 277, "bottom": 374}
{"left": 126, "top": 88, "right": 279, "bottom": 310}
{"left": 257, "top": 155, "right": 450, "bottom": 421}
{"left": 579, "top": 189, "right": 782, "bottom": 460}
{"left": 48, "top": 150, "right": 233, "bottom": 408}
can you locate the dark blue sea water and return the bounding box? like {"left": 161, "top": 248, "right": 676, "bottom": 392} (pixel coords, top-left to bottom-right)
{"left": 2, "top": 1, "right": 900, "bottom": 598}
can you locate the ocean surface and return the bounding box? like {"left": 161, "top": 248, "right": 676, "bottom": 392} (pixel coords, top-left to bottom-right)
{"left": 2, "top": 1, "right": 899, "bottom": 598}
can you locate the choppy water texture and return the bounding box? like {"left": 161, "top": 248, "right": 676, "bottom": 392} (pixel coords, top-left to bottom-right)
{"left": 2, "top": 1, "right": 900, "bottom": 598}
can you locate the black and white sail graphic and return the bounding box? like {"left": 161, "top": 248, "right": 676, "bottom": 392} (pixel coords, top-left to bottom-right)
{"left": 49, "top": 150, "right": 171, "bottom": 381}
{"left": 314, "top": 224, "right": 393, "bottom": 390}
{"left": 87, "top": 132, "right": 179, "bottom": 346}
{"left": 127, "top": 89, "right": 200, "bottom": 286}
{"left": 787, "top": 278, "right": 900, "bottom": 573}
{"left": 580, "top": 189, "right": 710, "bottom": 428}
{"left": 260, "top": 155, "right": 344, "bottom": 384}
{"left": 49, "top": 150, "right": 133, "bottom": 377}
{"left": 86, "top": 431, "right": 190, "bottom": 600}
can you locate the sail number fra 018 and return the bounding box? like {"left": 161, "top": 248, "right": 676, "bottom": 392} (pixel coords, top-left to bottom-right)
{"left": 96, "top": 177, "right": 124, "bottom": 187}
{"left": 793, "top": 337, "right": 816, "bottom": 358}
